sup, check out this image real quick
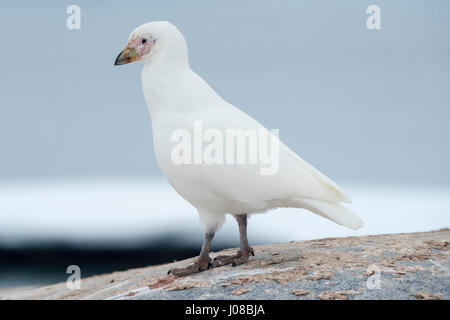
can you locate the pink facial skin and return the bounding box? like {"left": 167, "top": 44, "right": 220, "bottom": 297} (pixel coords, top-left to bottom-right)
{"left": 128, "top": 37, "right": 155, "bottom": 60}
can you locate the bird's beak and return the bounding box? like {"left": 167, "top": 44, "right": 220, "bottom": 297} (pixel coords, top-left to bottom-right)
{"left": 114, "top": 47, "right": 138, "bottom": 66}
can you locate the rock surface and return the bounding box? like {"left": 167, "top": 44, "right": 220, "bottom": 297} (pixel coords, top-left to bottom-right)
{"left": 1, "top": 230, "right": 448, "bottom": 300}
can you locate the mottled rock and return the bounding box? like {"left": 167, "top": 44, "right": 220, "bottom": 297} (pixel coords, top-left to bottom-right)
{"left": 1, "top": 229, "right": 448, "bottom": 300}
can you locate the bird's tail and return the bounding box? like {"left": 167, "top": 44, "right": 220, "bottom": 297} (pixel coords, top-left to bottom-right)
{"left": 296, "top": 199, "right": 364, "bottom": 230}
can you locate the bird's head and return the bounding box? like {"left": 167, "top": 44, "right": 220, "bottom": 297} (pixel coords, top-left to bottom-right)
{"left": 114, "top": 21, "right": 188, "bottom": 67}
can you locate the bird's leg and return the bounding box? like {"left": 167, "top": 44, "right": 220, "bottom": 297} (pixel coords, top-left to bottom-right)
{"left": 168, "top": 232, "right": 214, "bottom": 277}
{"left": 211, "top": 214, "right": 254, "bottom": 267}
{"left": 233, "top": 214, "right": 254, "bottom": 266}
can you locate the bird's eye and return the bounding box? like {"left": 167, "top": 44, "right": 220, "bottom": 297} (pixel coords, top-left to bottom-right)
{"left": 141, "top": 39, "right": 147, "bottom": 44}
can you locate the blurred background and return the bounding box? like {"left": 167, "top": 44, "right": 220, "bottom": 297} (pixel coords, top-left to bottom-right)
{"left": 0, "top": 0, "right": 449, "bottom": 288}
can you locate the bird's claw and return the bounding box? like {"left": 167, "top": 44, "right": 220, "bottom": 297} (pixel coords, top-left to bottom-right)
{"left": 212, "top": 247, "right": 254, "bottom": 268}
{"left": 167, "top": 258, "right": 211, "bottom": 277}
{"left": 168, "top": 248, "right": 254, "bottom": 275}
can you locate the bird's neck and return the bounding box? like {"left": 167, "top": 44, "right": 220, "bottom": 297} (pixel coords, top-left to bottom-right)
{"left": 140, "top": 37, "right": 194, "bottom": 118}
{"left": 141, "top": 57, "right": 191, "bottom": 120}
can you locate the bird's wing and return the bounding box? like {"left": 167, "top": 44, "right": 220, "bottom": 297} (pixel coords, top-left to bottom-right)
{"left": 185, "top": 100, "right": 363, "bottom": 229}
{"left": 190, "top": 102, "right": 349, "bottom": 204}
{"left": 280, "top": 142, "right": 352, "bottom": 203}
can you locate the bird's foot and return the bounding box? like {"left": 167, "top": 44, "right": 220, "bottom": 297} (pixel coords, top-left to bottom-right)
{"left": 232, "top": 247, "right": 254, "bottom": 266}
{"left": 167, "top": 257, "right": 211, "bottom": 277}
{"left": 211, "top": 247, "right": 254, "bottom": 268}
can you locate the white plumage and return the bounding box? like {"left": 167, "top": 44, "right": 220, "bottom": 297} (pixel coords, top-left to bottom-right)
{"left": 118, "top": 21, "right": 363, "bottom": 241}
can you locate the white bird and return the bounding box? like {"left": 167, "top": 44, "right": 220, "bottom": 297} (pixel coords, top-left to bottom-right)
{"left": 115, "top": 21, "right": 363, "bottom": 276}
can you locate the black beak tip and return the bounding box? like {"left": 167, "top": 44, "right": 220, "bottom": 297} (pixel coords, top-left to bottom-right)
{"left": 114, "top": 51, "right": 124, "bottom": 66}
